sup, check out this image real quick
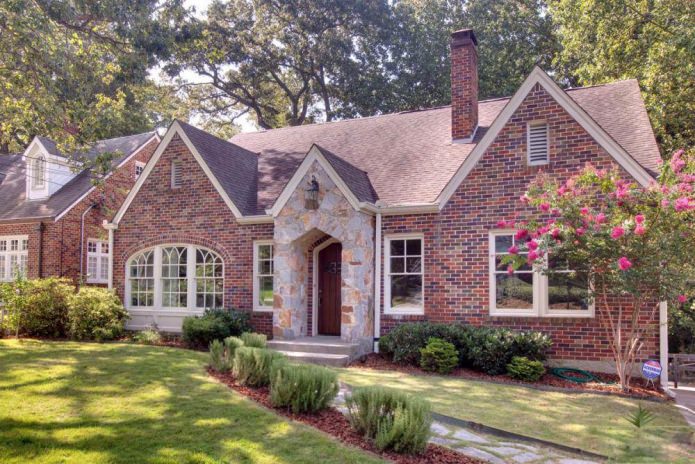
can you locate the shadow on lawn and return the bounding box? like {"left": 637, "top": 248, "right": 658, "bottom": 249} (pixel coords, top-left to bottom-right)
{"left": 0, "top": 340, "right": 370, "bottom": 464}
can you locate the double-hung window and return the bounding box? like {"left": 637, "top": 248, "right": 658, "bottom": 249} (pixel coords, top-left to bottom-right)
{"left": 127, "top": 245, "right": 223, "bottom": 311}
{"left": 385, "top": 234, "right": 424, "bottom": 314}
{"left": 86, "top": 239, "right": 109, "bottom": 284}
{"left": 253, "top": 241, "right": 274, "bottom": 311}
{"left": 489, "top": 231, "right": 592, "bottom": 317}
{"left": 0, "top": 236, "right": 28, "bottom": 281}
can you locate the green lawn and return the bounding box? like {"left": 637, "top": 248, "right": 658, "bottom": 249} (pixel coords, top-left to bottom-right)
{"left": 336, "top": 367, "right": 695, "bottom": 463}
{"left": 0, "top": 340, "right": 383, "bottom": 464}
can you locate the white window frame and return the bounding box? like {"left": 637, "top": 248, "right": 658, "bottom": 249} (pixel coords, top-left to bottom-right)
{"left": 125, "top": 244, "right": 224, "bottom": 313}
{"left": 384, "top": 233, "right": 424, "bottom": 315}
{"left": 253, "top": 240, "right": 274, "bottom": 312}
{"left": 0, "top": 235, "right": 28, "bottom": 281}
{"left": 86, "top": 239, "right": 109, "bottom": 284}
{"left": 526, "top": 121, "right": 550, "bottom": 166}
{"left": 32, "top": 155, "right": 46, "bottom": 189}
{"left": 489, "top": 230, "right": 594, "bottom": 318}
{"left": 135, "top": 161, "right": 146, "bottom": 179}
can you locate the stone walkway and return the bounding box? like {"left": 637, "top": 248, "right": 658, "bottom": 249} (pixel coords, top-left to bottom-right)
{"left": 672, "top": 385, "right": 695, "bottom": 428}
{"left": 335, "top": 385, "right": 601, "bottom": 464}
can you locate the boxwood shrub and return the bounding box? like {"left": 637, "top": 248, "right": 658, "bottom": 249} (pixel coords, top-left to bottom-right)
{"left": 182, "top": 309, "right": 251, "bottom": 347}
{"left": 506, "top": 356, "right": 546, "bottom": 382}
{"left": 419, "top": 337, "right": 459, "bottom": 374}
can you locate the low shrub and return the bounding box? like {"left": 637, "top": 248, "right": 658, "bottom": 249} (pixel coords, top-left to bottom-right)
{"left": 270, "top": 360, "right": 339, "bottom": 413}
{"left": 467, "top": 327, "right": 516, "bottom": 375}
{"left": 233, "top": 347, "right": 284, "bottom": 387}
{"left": 346, "top": 386, "right": 431, "bottom": 454}
{"left": 67, "top": 287, "right": 129, "bottom": 341}
{"left": 182, "top": 309, "right": 251, "bottom": 347}
{"left": 224, "top": 336, "right": 244, "bottom": 357}
{"left": 0, "top": 277, "right": 74, "bottom": 337}
{"left": 506, "top": 356, "right": 546, "bottom": 382}
{"left": 379, "top": 322, "right": 472, "bottom": 365}
{"left": 511, "top": 331, "right": 552, "bottom": 361}
{"left": 419, "top": 338, "right": 458, "bottom": 374}
{"left": 209, "top": 336, "right": 244, "bottom": 372}
{"left": 134, "top": 328, "right": 162, "bottom": 345}
{"left": 240, "top": 332, "right": 267, "bottom": 348}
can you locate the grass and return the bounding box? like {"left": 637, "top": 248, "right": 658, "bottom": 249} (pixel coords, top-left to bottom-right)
{"left": 0, "top": 339, "right": 383, "bottom": 464}
{"left": 336, "top": 367, "right": 695, "bottom": 463}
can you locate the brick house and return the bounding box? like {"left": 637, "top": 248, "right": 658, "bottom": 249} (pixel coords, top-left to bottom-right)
{"left": 109, "top": 30, "right": 663, "bottom": 372}
{"left": 0, "top": 132, "right": 159, "bottom": 284}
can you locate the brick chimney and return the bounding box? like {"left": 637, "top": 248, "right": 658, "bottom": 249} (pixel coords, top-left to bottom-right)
{"left": 450, "top": 29, "right": 478, "bottom": 142}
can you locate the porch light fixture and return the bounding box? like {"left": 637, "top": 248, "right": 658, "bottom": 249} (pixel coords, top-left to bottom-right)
{"left": 305, "top": 176, "right": 319, "bottom": 210}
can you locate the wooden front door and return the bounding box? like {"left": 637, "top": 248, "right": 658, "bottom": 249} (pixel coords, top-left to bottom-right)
{"left": 318, "top": 243, "right": 342, "bottom": 336}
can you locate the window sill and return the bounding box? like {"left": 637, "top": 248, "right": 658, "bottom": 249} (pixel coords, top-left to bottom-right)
{"left": 384, "top": 307, "right": 425, "bottom": 316}
{"left": 490, "top": 311, "right": 594, "bottom": 319}
{"left": 253, "top": 307, "right": 274, "bottom": 313}
{"left": 86, "top": 280, "right": 108, "bottom": 285}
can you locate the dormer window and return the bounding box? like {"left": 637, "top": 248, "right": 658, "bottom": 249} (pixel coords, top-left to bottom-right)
{"left": 527, "top": 122, "right": 549, "bottom": 166}
{"left": 32, "top": 156, "right": 46, "bottom": 188}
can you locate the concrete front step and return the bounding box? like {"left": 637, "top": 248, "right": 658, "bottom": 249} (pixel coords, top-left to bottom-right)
{"left": 267, "top": 338, "right": 360, "bottom": 356}
{"left": 274, "top": 350, "right": 350, "bottom": 367}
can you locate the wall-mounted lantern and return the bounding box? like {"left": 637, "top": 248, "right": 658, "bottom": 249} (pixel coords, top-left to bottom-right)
{"left": 305, "top": 175, "right": 319, "bottom": 210}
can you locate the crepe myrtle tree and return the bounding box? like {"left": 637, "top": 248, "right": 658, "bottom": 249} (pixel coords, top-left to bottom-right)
{"left": 500, "top": 149, "right": 695, "bottom": 390}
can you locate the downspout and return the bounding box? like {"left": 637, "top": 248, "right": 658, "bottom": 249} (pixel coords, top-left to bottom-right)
{"left": 659, "top": 301, "right": 669, "bottom": 391}
{"left": 103, "top": 221, "right": 117, "bottom": 290}
{"left": 34, "top": 222, "right": 44, "bottom": 278}
{"left": 373, "top": 208, "right": 382, "bottom": 352}
{"left": 79, "top": 202, "right": 98, "bottom": 282}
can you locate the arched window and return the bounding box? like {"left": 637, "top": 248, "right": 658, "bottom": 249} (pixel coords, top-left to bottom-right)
{"left": 126, "top": 245, "right": 224, "bottom": 311}
{"left": 33, "top": 155, "right": 46, "bottom": 188}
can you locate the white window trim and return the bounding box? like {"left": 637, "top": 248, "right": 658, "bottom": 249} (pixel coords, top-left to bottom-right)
{"left": 488, "top": 230, "right": 594, "bottom": 318}
{"left": 125, "top": 244, "right": 224, "bottom": 313}
{"left": 86, "top": 239, "right": 109, "bottom": 284}
{"left": 0, "top": 235, "right": 28, "bottom": 282}
{"left": 384, "top": 233, "right": 425, "bottom": 315}
{"left": 253, "top": 240, "right": 274, "bottom": 312}
{"left": 526, "top": 121, "right": 550, "bottom": 166}
{"left": 32, "top": 155, "right": 46, "bottom": 189}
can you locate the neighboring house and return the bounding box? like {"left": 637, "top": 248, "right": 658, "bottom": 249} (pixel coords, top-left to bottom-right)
{"left": 109, "top": 29, "right": 662, "bottom": 372}
{"left": 0, "top": 132, "right": 159, "bottom": 284}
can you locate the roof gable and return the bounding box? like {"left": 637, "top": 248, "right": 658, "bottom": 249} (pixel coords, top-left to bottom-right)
{"left": 113, "top": 121, "right": 258, "bottom": 224}
{"left": 436, "top": 67, "right": 655, "bottom": 208}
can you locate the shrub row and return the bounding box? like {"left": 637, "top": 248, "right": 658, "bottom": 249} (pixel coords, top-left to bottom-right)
{"left": 0, "top": 278, "right": 128, "bottom": 341}
{"left": 379, "top": 322, "right": 551, "bottom": 375}
{"left": 182, "top": 309, "right": 251, "bottom": 347}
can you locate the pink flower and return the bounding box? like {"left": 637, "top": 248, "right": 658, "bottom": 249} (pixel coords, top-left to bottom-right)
{"left": 520, "top": 194, "right": 530, "bottom": 204}
{"left": 615, "top": 186, "right": 629, "bottom": 199}
{"left": 610, "top": 226, "right": 625, "bottom": 239}
{"left": 678, "top": 294, "right": 687, "bottom": 303}
{"left": 515, "top": 229, "right": 528, "bottom": 240}
{"left": 595, "top": 212, "right": 606, "bottom": 224}
{"left": 675, "top": 197, "right": 691, "bottom": 212}
{"left": 527, "top": 240, "right": 539, "bottom": 251}
{"left": 509, "top": 245, "right": 519, "bottom": 255}
{"left": 576, "top": 227, "right": 586, "bottom": 236}
{"left": 496, "top": 220, "right": 507, "bottom": 228}
{"left": 537, "top": 226, "right": 550, "bottom": 235}
{"left": 634, "top": 225, "right": 646, "bottom": 235}
{"left": 551, "top": 208, "right": 561, "bottom": 216}
{"left": 679, "top": 182, "right": 693, "bottom": 193}
{"left": 580, "top": 207, "right": 590, "bottom": 216}
{"left": 618, "top": 257, "right": 633, "bottom": 271}
{"left": 557, "top": 185, "right": 567, "bottom": 196}
{"left": 507, "top": 265, "right": 514, "bottom": 275}
{"left": 661, "top": 199, "right": 670, "bottom": 208}
{"left": 528, "top": 250, "right": 539, "bottom": 262}
{"left": 635, "top": 214, "right": 645, "bottom": 224}
{"left": 671, "top": 149, "right": 686, "bottom": 173}
{"left": 551, "top": 228, "right": 561, "bottom": 239}
{"left": 539, "top": 202, "right": 551, "bottom": 212}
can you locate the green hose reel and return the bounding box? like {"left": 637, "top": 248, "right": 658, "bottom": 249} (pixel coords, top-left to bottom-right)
{"left": 550, "top": 367, "right": 600, "bottom": 384}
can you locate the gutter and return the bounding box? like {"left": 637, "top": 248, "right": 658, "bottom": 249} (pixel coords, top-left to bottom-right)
{"left": 79, "top": 202, "right": 99, "bottom": 282}
{"left": 373, "top": 209, "right": 382, "bottom": 352}
{"left": 660, "top": 301, "right": 669, "bottom": 391}
{"left": 35, "top": 222, "right": 44, "bottom": 278}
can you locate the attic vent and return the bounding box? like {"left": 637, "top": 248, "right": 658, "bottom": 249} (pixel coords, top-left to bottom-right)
{"left": 527, "top": 123, "right": 549, "bottom": 166}
{"left": 171, "top": 160, "right": 182, "bottom": 189}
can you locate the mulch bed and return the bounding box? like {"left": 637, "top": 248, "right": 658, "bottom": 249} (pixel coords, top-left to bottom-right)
{"left": 208, "top": 368, "right": 481, "bottom": 464}
{"left": 351, "top": 353, "right": 668, "bottom": 401}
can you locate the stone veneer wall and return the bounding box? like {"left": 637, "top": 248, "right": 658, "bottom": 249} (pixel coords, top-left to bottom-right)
{"left": 273, "top": 160, "right": 374, "bottom": 349}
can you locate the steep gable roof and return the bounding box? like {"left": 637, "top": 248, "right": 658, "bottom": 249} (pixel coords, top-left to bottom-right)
{"left": 315, "top": 145, "right": 378, "bottom": 203}
{"left": 0, "top": 132, "right": 158, "bottom": 222}
{"left": 232, "top": 72, "right": 660, "bottom": 211}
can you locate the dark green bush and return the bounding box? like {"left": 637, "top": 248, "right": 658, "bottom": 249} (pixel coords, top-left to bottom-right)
{"left": 506, "top": 356, "right": 546, "bottom": 382}
{"left": 270, "top": 360, "right": 339, "bottom": 413}
{"left": 346, "top": 386, "right": 431, "bottom": 454}
{"left": 467, "top": 327, "right": 516, "bottom": 375}
{"left": 233, "top": 347, "right": 284, "bottom": 387}
{"left": 23, "top": 278, "right": 74, "bottom": 337}
{"left": 419, "top": 338, "right": 459, "bottom": 374}
{"left": 379, "top": 322, "right": 472, "bottom": 365}
{"left": 67, "top": 287, "right": 129, "bottom": 341}
{"left": 240, "top": 332, "right": 267, "bottom": 348}
{"left": 181, "top": 309, "right": 251, "bottom": 347}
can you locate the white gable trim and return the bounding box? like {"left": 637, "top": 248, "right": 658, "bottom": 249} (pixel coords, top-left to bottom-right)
{"left": 267, "top": 145, "right": 364, "bottom": 217}
{"left": 54, "top": 134, "right": 160, "bottom": 222}
{"left": 436, "top": 67, "right": 654, "bottom": 209}
{"left": 113, "top": 121, "right": 244, "bottom": 224}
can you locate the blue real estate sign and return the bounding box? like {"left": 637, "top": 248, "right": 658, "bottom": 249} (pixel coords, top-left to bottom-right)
{"left": 642, "top": 360, "right": 662, "bottom": 380}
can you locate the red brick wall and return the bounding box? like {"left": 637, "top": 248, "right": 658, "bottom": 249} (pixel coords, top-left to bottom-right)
{"left": 380, "top": 84, "right": 659, "bottom": 363}
{"left": 112, "top": 135, "right": 274, "bottom": 335}
{"left": 0, "top": 137, "right": 158, "bottom": 283}
{"left": 451, "top": 30, "right": 478, "bottom": 140}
